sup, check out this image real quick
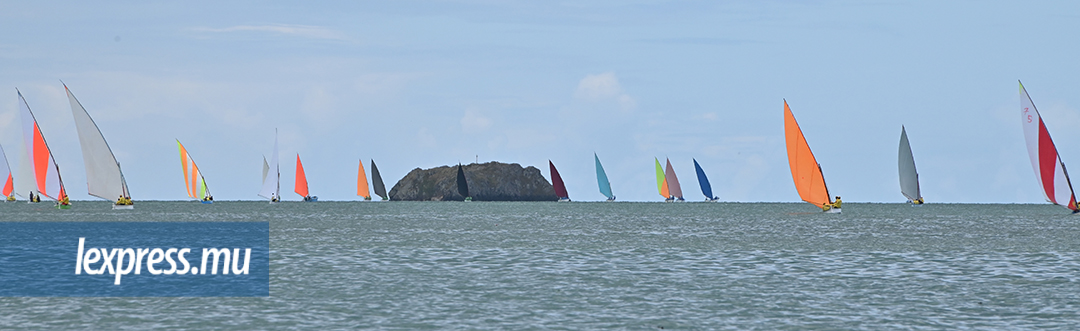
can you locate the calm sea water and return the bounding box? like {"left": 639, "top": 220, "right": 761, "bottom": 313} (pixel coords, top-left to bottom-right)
{"left": 2, "top": 201, "right": 1080, "bottom": 329}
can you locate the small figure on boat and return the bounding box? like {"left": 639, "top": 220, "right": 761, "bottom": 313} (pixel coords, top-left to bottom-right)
{"left": 115, "top": 195, "right": 133, "bottom": 205}
{"left": 29, "top": 191, "right": 40, "bottom": 203}
{"left": 912, "top": 197, "right": 924, "bottom": 205}
{"left": 203, "top": 195, "right": 214, "bottom": 202}
{"left": 271, "top": 193, "right": 279, "bottom": 202}
{"left": 6, "top": 195, "right": 14, "bottom": 202}
{"left": 59, "top": 196, "right": 70, "bottom": 206}
{"left": 303, "top": 195, "right": 318, "bottom": 202}
{"left": 832, "top": 196, "right": 842, "bottom": 209}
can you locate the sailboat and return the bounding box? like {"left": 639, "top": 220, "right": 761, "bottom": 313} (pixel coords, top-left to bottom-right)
{"left": 654, "top": 157, "right": 669, "bottom": 200}
{"left": 693, "top": 159, "right": 718, "bottom": 202}
{"left": 295, "top": 154, "right": 317, "bottom": 202}
{"left": 370, "top": 160, "right": 388, "bottom": 200}
{"left": 549, "top": 160, "right": 570, "bottom": 202}
{"left": 0, "top": 145, "right": 14, "bottom": 201}
{"left": 664, "top": 158, "right": 684, "bottom": 201}
{"left": 457, "top": 163, "right": 471, "bottom": 201}
{"left": 898, "top": 126, "right": 924, "bottom": 205}
{"left": 177, "top": 140, "right": 213, "bottom": 204}
{"left": 18, "top": 89, "right": 70, "bottom": 209}
{"left": 67, "top": 85, "right": 133, "bottom": 209}
{"left": 594, "top": 153, "right": 614, "bottom": 201}
{"left": 357, "top": 159, "right": 371, "bottom": 200}
{"left": 784, "top": 100, "right": 839, "bottom": 213}
{"left": 1019, "top": 81, "right": 1078, "bottom": 213}
{"left": 258, "top": 130, "right": 280, "bottom": 203}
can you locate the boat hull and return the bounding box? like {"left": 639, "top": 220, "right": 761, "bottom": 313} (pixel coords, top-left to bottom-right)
{"left": 112, "top": 204, "right": 134, "bottom": 210}
{"left": 57, "top": 204, "right": 71, "bottom": 210}
{"left": 201, "top": 200, "right": 214, "bottom": 204}
{"left": 824, "top": 207, "right": 842, "bottom": 214}
{"left": 558, "top": 197, "right": 571, "bottom": 202}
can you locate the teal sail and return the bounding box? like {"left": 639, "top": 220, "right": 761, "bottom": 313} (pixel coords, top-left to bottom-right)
{"left": 693, "top": 158, "right": 718, "bottom": 201}
{"left": 594, "top": 153, "right": 614, "bottom": 201}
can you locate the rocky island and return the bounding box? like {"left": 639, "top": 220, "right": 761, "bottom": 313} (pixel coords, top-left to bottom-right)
{"left": 389, "top": 162, "right": 557, "bottom": 201}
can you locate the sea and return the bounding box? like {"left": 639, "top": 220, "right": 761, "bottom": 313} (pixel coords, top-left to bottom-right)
{"left": 2, "top": 201, "right": 1079, "bottom": 329}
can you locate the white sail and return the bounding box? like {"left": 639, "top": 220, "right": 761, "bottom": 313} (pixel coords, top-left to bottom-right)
{"left": 67, "top": 85, "right": 129, "bottom": 201}
{"left": 257, "top": 130, "right": 280, "bottom": 200}
{"left": 262, "top": 157, "right": 269, "bottom": 184}
{"left": 15, "top": 143, "right": 33, "bottom": 199}
{"left": 898, "top": 126, "right": 921, "bottom": 202}
{"left": 1020, "top": 81, "right": 1077, "bottom": 211}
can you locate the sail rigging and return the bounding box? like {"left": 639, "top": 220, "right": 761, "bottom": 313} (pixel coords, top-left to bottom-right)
{"left": 784, "top": 100, "right": 832, "bottom": 208}
{"left": 67, "top": 85, "right": 130, "bottom": 202}
{"left": 357, "top": 159, "right": 371, "bottom": 200}
{"left": 371, "top": 160, "right": 388, "bottom": 200}
{"left": 177, "top": 140, "right": 211, "bottom": 200}
{"left": 258, "top": 130, "right": 280, "bottom": 200}
{"left": 1019, "top": 81, "right": 1078, "bottom": 212}
{"left": 18, "top": 90, "right": 67, "bottom": 201}
{"left": 594, "top": 153, "right": 614, "bottom": 200}
{"left": 693, "top": 158, "right": 716, "bottom": 201}
{"left": 654, "top": 157, "right": 669, "bottom": 199}
{"left": 898, "top": 126, "right": 922, "bottom": 203}
{"left": 549, "top": 160, "right": 569, "bottom": 201}
{"left": 664, "top": 158, "right": 684, "bottom": 200}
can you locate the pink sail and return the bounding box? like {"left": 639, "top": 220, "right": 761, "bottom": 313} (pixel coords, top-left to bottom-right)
{"left": 549, "top": 160, "right": 569, "bottom": 200}
{"left": 1020, "top": 81, "right": 1077, "bottom": 211}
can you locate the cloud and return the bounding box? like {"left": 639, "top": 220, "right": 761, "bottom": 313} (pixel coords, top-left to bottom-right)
{"left": 574, "top": 72, "right": 636, "bottom": 111}
{"left": 461, "top": 109, "right": 492, "bottom": 132}
{"left": 189, "top": 24, "right": 348, "bottom": 40}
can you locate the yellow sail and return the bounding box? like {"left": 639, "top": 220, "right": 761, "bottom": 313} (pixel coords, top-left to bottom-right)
{"left": 357, "top": 159, "right": 371, "bottom": 199}
{"left": 784, "top": 100, "right": 831, "bottom": 208}
{"left": 654, "top": 157, "right": 669, "bottom": 198}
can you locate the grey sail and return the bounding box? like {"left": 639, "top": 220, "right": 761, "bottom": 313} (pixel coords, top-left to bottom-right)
{"left": 371, "top": 160, "right": 388, "bottom": 200}
{"left": 457, "top": 164, "right": 469, "bottom": 199}
{"left": 67, "top": 85, "right": 129, "bottom": 201}
{"left": 898, "top": 126, "right": 921, "bottom": 202}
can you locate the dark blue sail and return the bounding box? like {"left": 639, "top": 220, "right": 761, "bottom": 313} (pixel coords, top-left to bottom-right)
{"left": 693, "top": 159, "right": 716, "bottom": 201}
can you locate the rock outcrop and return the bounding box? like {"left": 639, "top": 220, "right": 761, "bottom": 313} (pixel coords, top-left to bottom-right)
{"left": 389, "top": 162, "right": 557, "bottom": 201}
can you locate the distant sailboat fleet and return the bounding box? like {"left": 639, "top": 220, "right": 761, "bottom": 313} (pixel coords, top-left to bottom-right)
{"left": 4, "top": 82, "right": 1078, "bottom": 212}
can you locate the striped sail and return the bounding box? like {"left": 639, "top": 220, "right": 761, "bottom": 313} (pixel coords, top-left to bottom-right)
{"left": 18, "top": 90, "right": 67, "bottom": 201}
{"left": 0, "top": 145, "right": 13, "bottom": 198}
{"left": 664, "top": 158, "right": 683, "bottom": 200}
{"left": 654, "top": 157, "right": 669, "bottom": 198}
{"left": 67, "top": 85, "right": 130, "bottom": 201}
{"left": 594, "top": 153, "right": 613, "bottom": 200}
{"left": 357, "top": 159, "right": 371, "bottom": 199}
{"left": 784, "top": 100, "right": 832, "bottom": 208}
{"left": 258, "top": 130, "right": 280, "bottom": 200}
{"left": 898, "top": 126, "right": 922, "bottom": 202}
{"left": 1019, "top": 82, "right": 1077, "bottom": 211}
{"left": 177, "top": 140, "right": 211, "bottom": 200}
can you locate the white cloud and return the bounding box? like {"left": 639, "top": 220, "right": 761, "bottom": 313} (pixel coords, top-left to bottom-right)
{"left": 461, "top": 109, "right": 492, "bottom": 132}
{"left": 574, "top": 72, "right": 636, "bottom": 111}
{"left": 189, "top": 24, "right": 348, "bottom": 40}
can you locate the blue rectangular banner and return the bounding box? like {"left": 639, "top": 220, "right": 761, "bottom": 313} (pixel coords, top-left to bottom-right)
{"left": 0, "top": 222, "right": 269, "bottom": 297}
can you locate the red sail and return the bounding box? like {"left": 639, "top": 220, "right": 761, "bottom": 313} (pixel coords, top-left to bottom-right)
{"left": 295, "top": 154, "right": 309, "bottom": 198}
{"left": 549, "top": 160, "right": 569, "bottom": 199}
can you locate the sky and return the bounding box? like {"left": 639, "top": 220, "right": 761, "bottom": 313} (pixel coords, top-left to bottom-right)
{"left": 2, "top": 0, "right": 1080, "bottom": 203}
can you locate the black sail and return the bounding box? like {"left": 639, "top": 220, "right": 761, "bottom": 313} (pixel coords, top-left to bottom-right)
{"left": 371, "top": 160, "right": 388, "bottom": 200}
{"left": 457, "top": 164, "right": 469, "bottom": 199}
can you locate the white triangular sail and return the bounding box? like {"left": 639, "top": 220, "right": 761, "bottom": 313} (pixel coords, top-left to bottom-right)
{"left": 898, "top": 126, "right": 921, "bottom": 202}
{"left": 257, "top": 130, "right": 280, "bottom": 200}
{"left": 18, "top": 90, "right": 66, "bottom": 201}
{"left": 1020, "top": 81, "right": 1077, "bottom": 211}
{"left": 67, "top": 85, "right": 129, "bottom": 201}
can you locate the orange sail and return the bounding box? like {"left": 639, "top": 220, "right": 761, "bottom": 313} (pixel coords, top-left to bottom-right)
{"left": 357, "top": 159, "right": 371, "bottom": 199}
{"left": 295, "top": 154, "right": 309, "bottom": 198}
{"left": 784, "top": 100, "right": 831, "bottom": 208}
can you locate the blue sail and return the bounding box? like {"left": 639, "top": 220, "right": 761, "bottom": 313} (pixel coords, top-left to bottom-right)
{"left": 693, "top": 158, "right": 716, "bottom": 200}
{"left": 595, "top": 153, "right": 614, "bottom": 200}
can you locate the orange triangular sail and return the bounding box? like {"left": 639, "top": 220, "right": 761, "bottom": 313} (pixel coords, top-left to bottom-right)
{"left": 295, "top": 154, "right": 309, "bottom": 198}
{"left": 784, "top": 100, "right": 831, "bottom": 208}
{"left": 357, "top": 159, "right": 370, "bottom": 199}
